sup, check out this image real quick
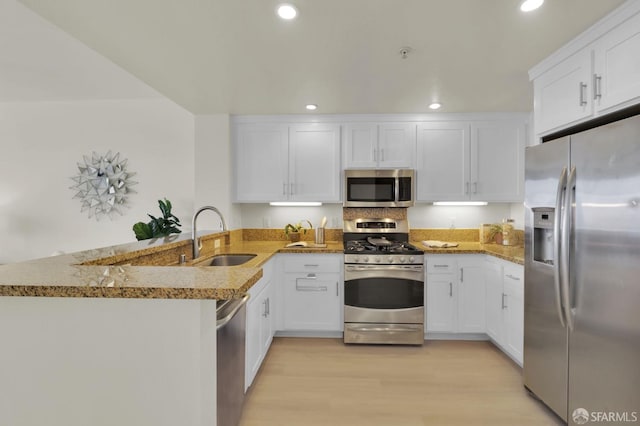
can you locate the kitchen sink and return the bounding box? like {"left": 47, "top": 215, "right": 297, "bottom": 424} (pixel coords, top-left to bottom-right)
{"left": 207, "top": 254, "right": 257, "bottom": 266}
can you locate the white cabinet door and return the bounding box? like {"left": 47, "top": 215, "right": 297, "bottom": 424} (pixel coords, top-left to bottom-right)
{"left": 344, "top": 123, "right": 416, "bottom": 169}
{"left": 503, "top": 264, "right": 524, "bottom": 365}
{"left": 377, "top": 123, "right": 416, "bottom": 168}
{"left": 343, "top": 123, "right": 377, "bottom": 168}
{"left": 457, "top": 260, "right": 485, "bottom": 333}
{"left": 470, "top": 121, "right": 525, "bottom": 202}
{"left": 416, "top": 122, "right": 470, "bottom": 201}
{"left": 593, "top": 11, "right": 640, "bottom": 113}
{"left": 533, "top": 49, "right": 592, "bottom": 136}
{"left": 245, "top": 280, "right": 272, "bottom": 390}
{"left": 280, "top": 254, "right": 342, "bottom": 332}
{"left": 235, "top": 124, "right": 288, "bottom": 202}
{"left": 426, "top": 275, "right": 456, "bottom": 332}
{"left": 484, "top": 258, "right": 504, "bottom": 344}
{"left": 283, "top": 272, "right": 341, "bottom": 331}
{"left": 245, "top": 261, "right": 274, "bottom": 390}
{"left": 289, "top": 124, "right": 341, "bottom": 202}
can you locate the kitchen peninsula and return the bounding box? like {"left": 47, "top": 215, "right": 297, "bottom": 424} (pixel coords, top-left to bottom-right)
{"left": 0, "top": 229, "right": 521, "bottom": 426}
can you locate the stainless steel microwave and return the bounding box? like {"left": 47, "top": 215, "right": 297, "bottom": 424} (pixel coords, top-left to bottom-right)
{"left": 343, "top": 169, "right": 414, "bottom": 207}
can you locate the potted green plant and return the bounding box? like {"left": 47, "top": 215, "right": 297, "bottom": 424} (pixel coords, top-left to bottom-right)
{"left": 488, "top": 223, "right": 503, "bottom": 245}
{"left": 132, "top": 198, "right": 182, "bottom": 240}
{"left": 284, "top": 220, "right": 313, "bottom": 242}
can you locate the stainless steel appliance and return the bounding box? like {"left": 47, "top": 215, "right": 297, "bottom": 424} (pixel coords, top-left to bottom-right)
{"left": 216, "top": 295, "right": 249, "bottom": 426}
{"left": 524, "top": 113, "right": 640, "bottom": 425}
{"left": 343, "top": 218, "right": 424, "bottom": 345}
{"left": 343, "top": 169, "right": 414, "bottom": 207}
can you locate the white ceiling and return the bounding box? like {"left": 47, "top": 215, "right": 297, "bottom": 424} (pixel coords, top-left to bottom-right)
{"left": 13, "top": 0, "right": 627, "bottom": 114}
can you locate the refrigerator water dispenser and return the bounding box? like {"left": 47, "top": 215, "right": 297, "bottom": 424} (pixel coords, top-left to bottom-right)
{"left": 532, "top": 208, "right": 555, "bottom": 265}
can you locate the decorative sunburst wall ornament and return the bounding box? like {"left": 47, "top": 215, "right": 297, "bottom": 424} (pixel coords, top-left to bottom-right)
{"left": 70, "top": 151, "right": 137, "bottom": 220}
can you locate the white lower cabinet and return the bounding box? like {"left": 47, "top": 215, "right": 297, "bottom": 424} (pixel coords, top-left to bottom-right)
{"left": 425, "top": 255, "right": 485, "bottom": 334}
{"left": 245, "top": 260, "right": 275, "bottom": 391}
{"left": 484, "top": 256, "right": 524, "bottom": 365}
{"left": 280, "top": 254, "right": 342, "bottom": 332}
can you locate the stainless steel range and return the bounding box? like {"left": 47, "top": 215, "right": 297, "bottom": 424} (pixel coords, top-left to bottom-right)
{"left": 343, "top": 218, "right": 424, "bottom": 345}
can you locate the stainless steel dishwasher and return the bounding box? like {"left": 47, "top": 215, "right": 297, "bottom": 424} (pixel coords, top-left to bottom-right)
{"left": 216, "top": 294, "right": 249, "bottom": 426}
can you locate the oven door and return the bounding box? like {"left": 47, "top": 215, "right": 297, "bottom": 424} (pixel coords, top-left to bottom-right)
{"left": 344, "top": 264, "right": 424, "bottom": 324}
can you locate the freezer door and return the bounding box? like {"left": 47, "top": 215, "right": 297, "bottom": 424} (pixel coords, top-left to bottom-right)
{"left": 524, "top": 138, "right": 570, "bottom": 422}
{"left": 567, "top": 115, "right": 640, "bottom": 425}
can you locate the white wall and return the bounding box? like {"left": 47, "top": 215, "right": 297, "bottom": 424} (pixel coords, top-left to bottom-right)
{"left": 238, "top": 203, "right": 521, "bottom": 231}
{"left": 239, "top": 204, "right": 343, "bottom": 230}
{"left": 0, "top": 99, "right": 194, "bottom": 263}
{"left": 193, "top": 114, "right": 241, "bottom": 233}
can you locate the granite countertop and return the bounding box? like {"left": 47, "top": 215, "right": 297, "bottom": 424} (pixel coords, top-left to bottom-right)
{"left": 0, "top": 231, "right": 522, "bottom": 300}
{"left": 415, "top": 241, "right": 524, "bottom": 265}
{"left": 0, "top": 234, "right": 344, "bottom": 300}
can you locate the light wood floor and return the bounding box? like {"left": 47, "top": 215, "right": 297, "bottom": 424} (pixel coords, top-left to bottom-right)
{"left": 239, "top": 338, "right": 563, "bottom": 426}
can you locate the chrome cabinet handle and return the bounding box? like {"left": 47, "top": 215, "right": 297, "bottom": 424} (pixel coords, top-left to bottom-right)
{"left": 594, "top": 74, "right": 602, "bottom": 99}
{"left": 304, "top": 264, "right": 319, "bottom": 268}
{"left": 501, "top": 293, "right": 507, "bottom": 310}
{"left": 473, "top": 182, "right": 478, "bottom": 194}
{"left": 579, "top": 82, "right": 588, "bottom": 106}
{"left": 553, "top": 167, "right": 567, "bottom": 328}
{"left": 460, "top": 268, "right": 464, "bottom": 283}
{"left": 336, "top": 281, "right": 339, "bottom": 297}
{"left": 380, "top": 148, "right": 385, "bottom": 162}
{"left": 262, "top": 299, "right": 268, "bottom": 318}
{"left": 465, "top": 182, "right": 469, "bottom": 194}
{"left": 290, "top": 182, "right": 294, "bottom": 195}
{"left": 505, "top": 274, "right": 520, "bottom": 281}
{"left": 266, "top": 297, "right": 270, "bottom": 316}
{"left": 283, "top": 182, "right": 286, "bottom": 196}
{"left": 373, "top": 147, "right": 377, "bottom": 162}
{"left": 433, "top": 264, "right": 449, "bottom": 268}
{"left": 449, "top": 282, "right": 453, "bottom": 297}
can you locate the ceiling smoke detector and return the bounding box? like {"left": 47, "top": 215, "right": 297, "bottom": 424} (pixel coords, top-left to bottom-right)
{"left": 399, "top": 46, "right": 412, "bottom": 59}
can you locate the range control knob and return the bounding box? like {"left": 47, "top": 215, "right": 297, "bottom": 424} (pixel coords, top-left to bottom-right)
{"left": 363, "top": 256, "right": 369, "bottom": 263}
{"left": 409, "top": 256, "right": 416, "bottom": 263}
{"left": 400, "top": 256, "right": 406, "bottom": 263}
{"left": 388, "top": 256, "right": 394, "bottom": 263}
{"left": 375, "top": 257, "right": 381, "bottom": 263}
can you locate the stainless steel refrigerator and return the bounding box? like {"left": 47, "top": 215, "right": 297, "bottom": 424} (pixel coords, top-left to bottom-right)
{"left": 524, "top": 113, "right": 640, "bottom": 425}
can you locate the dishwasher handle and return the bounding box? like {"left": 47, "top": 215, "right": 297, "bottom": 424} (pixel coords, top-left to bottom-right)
{"left": 216, "top": 294, "right": 250, "bottom": 330}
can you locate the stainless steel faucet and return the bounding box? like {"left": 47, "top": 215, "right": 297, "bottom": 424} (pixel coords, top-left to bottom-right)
{"left": 192, "top": 205, "right": 227, "bottom": 259}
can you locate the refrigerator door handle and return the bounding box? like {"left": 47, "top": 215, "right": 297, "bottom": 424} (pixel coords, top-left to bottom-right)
{"left": 553, "top": 166, "right": 568, "bottom": 328}
{"left": 561, "top": 166, "right": 576, "bottom": 331}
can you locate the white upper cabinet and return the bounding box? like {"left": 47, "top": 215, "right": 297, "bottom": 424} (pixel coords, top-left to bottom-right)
{"left": 416, "top": 122, "right": 470, "bottom": 201}
{"left": 533, "top": 49, "right": 593, "bottom": 136}
{"left": 470, "top": 121, "right": 525, "bottom": 202}
{"left": 288, "top": 124, "right": 341, "bottom": 202}
{"left": 593, "top": 11, "right": 640, "bottom": 113}
{"left": 234, "top": 122, "right": 341, "bottom": 203}
{"left": 344, "top": 123, "right": 416, "bottom": 169}
{"left": 417, "top": 119, "right": 525, "bottom": 202}
{"left": 235, "top": 124, "right": 288, "bottom": 202}
{"left": 531, "top": 2, "right": 640, "bottom": 138}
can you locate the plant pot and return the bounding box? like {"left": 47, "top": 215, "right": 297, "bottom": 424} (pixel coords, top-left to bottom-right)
{"left": 288, "top": 232, "right": 300, "bottom": 242}
{"left": 494, "top": 233, "right": 503, "bottom": 245}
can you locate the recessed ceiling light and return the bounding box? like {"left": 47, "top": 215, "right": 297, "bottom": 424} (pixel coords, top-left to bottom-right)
{"left": 305, "top": 104, "right": 318, "bottom": 111}
{"left": 429, "top": 102, "right": 442, "bottom": 110}
{"left": 277, "top": 4, "right": 298, "bottom": 20}
{"left": 520, "top": 0, "right": 544, "bottom": 12}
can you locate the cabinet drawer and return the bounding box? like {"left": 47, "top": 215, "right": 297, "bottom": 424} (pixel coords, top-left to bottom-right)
{"left": 503, "top": 266, "right": 524, "bottom": 298}
{"left": 282, "top": 254, "right": 341, "bottom": 273}
{"left": 426, "top": 257, "right": 456, "bottom": 274}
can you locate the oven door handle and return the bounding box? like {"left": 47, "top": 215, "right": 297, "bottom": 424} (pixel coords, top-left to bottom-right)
{"left": 345, "top": 265, "right": 424, "bottom": 273}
